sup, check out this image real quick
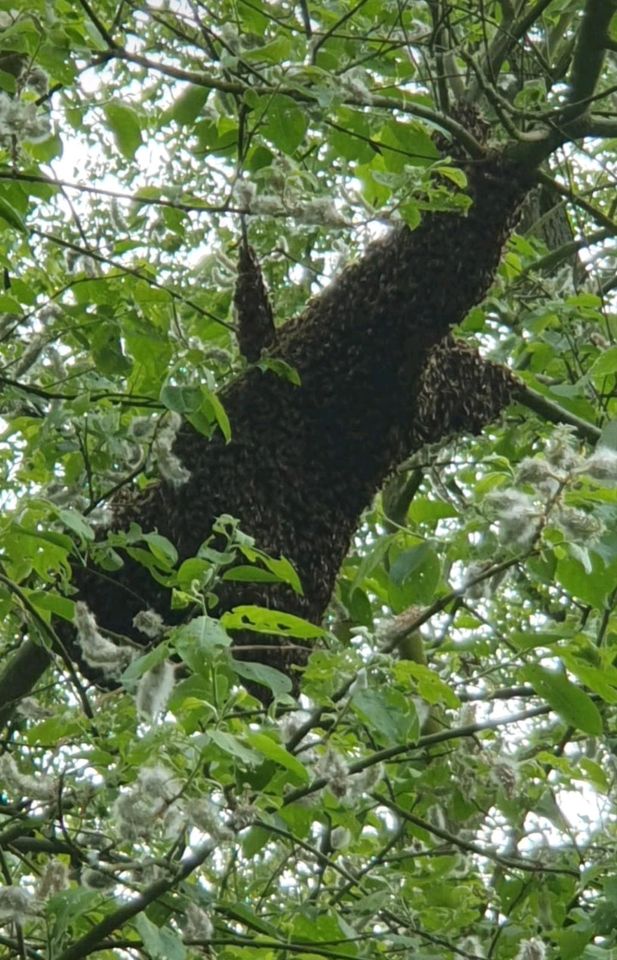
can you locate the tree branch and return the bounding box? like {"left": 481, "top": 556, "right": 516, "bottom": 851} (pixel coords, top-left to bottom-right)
{"left": 283, "top": 703, "right": 551, "bottom": 806}
{"left": 511, "top": 382, "right": 601, "bottom": 443}
{"left": 470, "top": 0, "right": 555, "bottom": 100}
{"left": 31, "top": 228, "right": 233, "bottom": 332}
{"left": 78, "top": 0, "right": 118, "bottom": 48}
{"left": 55, "top": 840, "right": 214, "bottom": 960}
{"left": 506, "top": 0, "right": 617, "bottom": 169}
{"left": 516, "top": 228, "right": 611, "bottom": 278}
{"left": 0, "top": 639, "right": 51, "bottom": 730}
{"left": 381, "top": 799, "right": 579, "bottom": 875}
{"left": 537, "top": 170, "right": 617, "bottom": 235}
{"left": 97, "top": 49, "right": 486, "bottom": 158}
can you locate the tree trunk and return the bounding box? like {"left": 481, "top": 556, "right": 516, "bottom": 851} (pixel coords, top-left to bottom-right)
{"left": 0, "top": 154, "right": 531, "bottom": 720}
{"left": 77, "top": 158, "right": 530, "bottom": 671}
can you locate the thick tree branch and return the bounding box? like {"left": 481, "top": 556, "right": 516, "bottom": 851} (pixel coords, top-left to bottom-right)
{"left": 583, "top": 116, "right": 617, "bottom": 138}
{"left": 512, "top": 383, "right": 601, "bottom": 443}
{"left": 565, "top": 0, "right": 617, "bottom": 119}
{"left": 0, "top": 329, "right": 602, "bottom": 731}
{"left": 506, "top": 0, "right": 617, "bottom": 169}
{"left": 0, "top": 639, "right": 50, "bottom": 730}
{"left": 470, "top": 0, "right": 555, "bottom": 100}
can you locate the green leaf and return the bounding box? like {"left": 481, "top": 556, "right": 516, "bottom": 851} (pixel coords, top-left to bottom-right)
{"left": 350, "top": 535, "right": 393, "bottom": 596}
{"left": 223, "top": 565, "right": 284, "bottom": 584}
{"left": 590, "top": 347, "right": 617, "bottom": 379}
{"left": 135, "top": 915, "right": 186, "bottom": 960}
{"left": 232, "top": 658, "right": 293, "bottom": 698}
{"left": 239, "top": 547, "right": 303, "bottom": 594}
{"left": 579, "top": 757, "right": 610, "bottom": 793}
{"left": 104, "top": 102, "right": 143, "bottom": 159}
{"left": 436, "top": 165, "right": 468, "bottom": 188}
{"left": 222, "top": 605, "right": 324, "bottom": 638}
{"left": 409, "top": 499, "right": 459, "bottom": 523}
{"left": 400, "top": 202, "right": 421, "bottom": 229}
{"left": 160, "top": 383, "right": 202, "bottom": 414}
{"left": 352, "top": 687, "right": 418, "bottom": 742}
{"left": 143, "top": 532, "right": 178, "bottom": 568}
{"left": 208, "top": 729, "right": 261, "bottom": 764}
{"left": 0, "top": 294, "right": 22, "bottom": 313}
{"left": 245, "top": 732, "right": 309, "bottom": 782}
{"left": 121, "top": 644, "right": 170, "bottom": 684}
{"left": 0, "top": 195, "right": 26, "bottom": 232}
{"left": 522, "top": 664, "right": 602, "bottom": 734}
{"left": 173, "top": 616, "right": 230, "bottom": 673}
{"left": 24, "top": 590, "right": 75, "bottom": 623}
{"left": 389, "top": 544, "right": 432, "bottom": 585}
{"left": 174, "top": 557, "right": 212, "bottom": 588}
{"left": 257, "top": 357, "right": 302, "bottom": 385}
{"left": 598, "top": 419, "right": 617, "bottom": 451}
{"left": 553, "top": 922, "right": 593, "bottom": 960}
{"left": 556, "top": 553, "right": 614, "bottom": 609}
{"left": 241, "top": 825, "right": 270, "bottom": 856}
{"left": 394, "top": 660, "right": 460, "bottom": 708}
{"left": 57, "top": 508, "right": 94, "bottom": 543}
{"left": 379, "top": 120, "right": 439, "bottom": 168}
{"left": 201, "top": 387, "right": 231, "bottom": 441}
{"left": 168, "top": 84, "right": 209, "bottom": 125}
{"left": 388, "top": 543, "right": 441, "bottom": 608}
{"left": 261, "top": 94, "right": 308, "bottom": 154}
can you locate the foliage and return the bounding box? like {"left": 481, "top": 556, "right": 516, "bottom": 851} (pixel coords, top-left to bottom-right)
{"left": 0, "top": 2, "right": 616, "bottom": 960}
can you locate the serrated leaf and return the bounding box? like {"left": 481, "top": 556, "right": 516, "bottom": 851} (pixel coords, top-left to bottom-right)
{"left": 522, "top": 664, "right": 602, "bottom": 734}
